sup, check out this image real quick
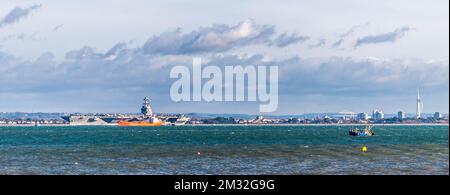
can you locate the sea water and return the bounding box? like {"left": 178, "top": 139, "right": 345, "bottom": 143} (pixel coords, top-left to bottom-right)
{"left": 0, "top": 125, "right": 448, "bottom": 175}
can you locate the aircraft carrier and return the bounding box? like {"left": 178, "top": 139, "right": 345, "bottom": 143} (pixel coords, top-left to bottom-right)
{"left": 61, "top": 97, "right": 190, "bottom": 126}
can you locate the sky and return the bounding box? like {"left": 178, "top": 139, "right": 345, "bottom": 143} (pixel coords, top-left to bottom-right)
{"left": 0, "top": 0, "right": 448, "bottom": 114}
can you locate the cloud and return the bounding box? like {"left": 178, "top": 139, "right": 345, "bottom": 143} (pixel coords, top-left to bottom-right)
{"left": 332, "top": 22, "right": 370, "bottom": 48}
{"left": 1, "top": 43, "right": 448, "bottom": 113}
{"left": 2, "top": 38, "right": 447, "bottom": 96}
{"left": 331, "top": 38, "right": 344, "bottom": 48}
{"left": 355, "top": 26, "right": 411, "bottom": 47}
{"left": 203, "top": 54, "right": 448, "bottom": 96}
{"left": 142, "top": 19, "right": 275, "bottom": 55}
{"left": 0, "top": 18, "right": 446, "bottom": 113}
{"left": 309, "top": 38, "right": 326, "bottom": 48}
{"left": 2, "top": 36, "right": 447, "bottom": 98}
{"left": 267, "top": 33, "right": 309, "bottom": 48}
{"left": 52, "top": 24, "right": 64, "bottom": 32}
{"left": 280, "top": 57, "right": 448, "bottom": 96}
{"left": 0, "top": 4, "right": 42, "bottom": 29}
{"left": 1, "top": 32, "right": 41, "bottom": 41}
{"left": 339, "top": 22, "right": 370, "bottom": 39}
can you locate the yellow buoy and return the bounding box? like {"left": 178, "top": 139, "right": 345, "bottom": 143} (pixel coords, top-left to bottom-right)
{"left": 361, "top": 145, "right": 367, "bottom": 152}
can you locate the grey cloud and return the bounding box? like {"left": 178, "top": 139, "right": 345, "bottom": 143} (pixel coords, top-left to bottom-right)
{"left": 1, "top": 33, "right": 26, "bottom": 41}
{"left": 142, "top": 19, "right": 275, "bottom": 55}
{"left": 339, "top": 22, "right": 370, "bottom": 39}
{"left": 332, "top": 38, "right": 344, "bottom": 48}
{"left": 65, "top": 46, "right": 103, "bottom": 60}
{"left": 0, "top": 19, "right": 444, "bottom": 113}
{"left": 280, "top": 57, "right": 448, "bottom": 96}
{"left": 1, "top": 32, "right": 40, "bottom": 41}
{"left": 3, "top": 19, "right": 284, "bottom": 60}
{"left": 2, "top": 41, "right": 447, "bottom": 97}
{"left": 332, "top": 22, "right": 370, "bottom": 48}
{"left": 309, "top": 38, "right": 326, "bottom": 48}
{"left": 355, "top": 26, "right": 411, "bottom": 47}
{"left": 0, "top": 4, "right": 42, "bottom": 28}
{"left": 52, "top": 24, "right": 64, "bottom": 32}
{"left": 267, "top": 33, "right": 309, "bottom": 48}
{"left": 1, "top": 45, "right": 448, "bottom": 113}
{"left": 202, "top": 54, "right": 448, "bottom": 97}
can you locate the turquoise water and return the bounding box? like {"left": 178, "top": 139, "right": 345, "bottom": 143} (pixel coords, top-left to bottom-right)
{"left": 0, "top": 125, "right": 448, "bottom": 174}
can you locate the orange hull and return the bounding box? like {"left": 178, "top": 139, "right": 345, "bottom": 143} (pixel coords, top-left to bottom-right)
{"left": 118, "top": 121, "right": 162, "bottom": 126}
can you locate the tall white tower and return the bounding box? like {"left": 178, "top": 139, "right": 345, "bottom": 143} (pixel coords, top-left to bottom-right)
{"left": 416, "top": 88, "right": 423, "bottom": 119}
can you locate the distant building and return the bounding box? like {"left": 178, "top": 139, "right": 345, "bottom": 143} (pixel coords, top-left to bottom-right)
{"left": 251, "top": 116, "right": 266, "bottom": 124}
{"left": 255, "top": 116, "right": 264, "bottom": 121}
{"left": 398, "top": 111, "right": 405, "bottom": 120}
{"left": 434, "top": 112, "right": 442, "bottom": 119}
{"left": 372, "top": 109, "right": 384, "bottom": 121}
{"left": 337, "top": 112, "right": 356, "bottom": 120}
{"left": 357, "top": 113, "right": 369, "bottom": 121}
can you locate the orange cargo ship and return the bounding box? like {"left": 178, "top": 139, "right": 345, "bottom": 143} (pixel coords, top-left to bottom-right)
{"left": 118, "top": 97, "right": 162, "bottom": 126}
{"left": 118, "top": 118, "right": 162, "bottom": 126}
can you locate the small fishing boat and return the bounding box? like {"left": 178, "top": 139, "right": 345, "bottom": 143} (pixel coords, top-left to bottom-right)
{"left": 349, "top": 125, "right": 374, "bottom": 136}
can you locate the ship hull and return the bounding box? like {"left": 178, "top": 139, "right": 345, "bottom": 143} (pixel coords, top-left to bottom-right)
{"left": 118, "top": 121, "right": 162, "bottom": 126}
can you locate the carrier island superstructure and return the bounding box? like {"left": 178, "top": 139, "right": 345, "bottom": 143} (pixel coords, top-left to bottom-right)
{"left": 61, "top": 97, "right": 190, "bottom": 126}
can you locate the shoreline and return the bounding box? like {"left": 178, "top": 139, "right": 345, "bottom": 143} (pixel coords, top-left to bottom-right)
{"left": 186, "top": 123, "right": 450, "bottom": 126}
{"left": 0, "top": 123, "right": 448, "bottom": 127}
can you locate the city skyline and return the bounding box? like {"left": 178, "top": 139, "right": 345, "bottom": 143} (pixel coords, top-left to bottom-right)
{"left": 0, "top": 0, "right": 448, "bottom": 114}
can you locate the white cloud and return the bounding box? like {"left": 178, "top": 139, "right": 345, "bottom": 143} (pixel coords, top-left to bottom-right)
{"left": 142, "top": 19, "right": 275, "bottom": 55}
